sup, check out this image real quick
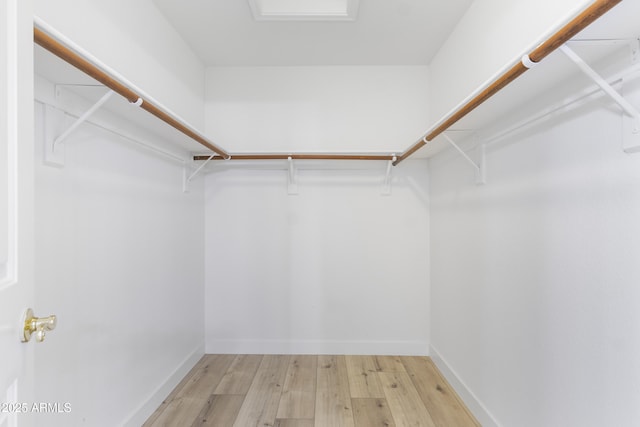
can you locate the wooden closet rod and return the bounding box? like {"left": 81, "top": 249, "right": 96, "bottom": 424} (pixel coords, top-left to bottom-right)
{"left": 193, "top": 154, "right": 395, "bottom": 161}
{"left": 35, "top": 0, "right": 620, "bottom": 167}
{"left": 393, "top": 0, "right": 622, "bottom": 166}
{"left": 33, "top": 26, "right": 231, "bottom": 159}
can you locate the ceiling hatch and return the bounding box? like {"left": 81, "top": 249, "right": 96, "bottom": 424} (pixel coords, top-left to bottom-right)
{"left": 248, "top": 0, "right": 360, "bottom": 21}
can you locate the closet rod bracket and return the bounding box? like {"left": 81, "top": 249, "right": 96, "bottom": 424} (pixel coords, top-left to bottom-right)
{"left": 287, "top": 156, "right": 298, "bottom": 195}
{"left": 53, "top": 89, "right": 115, "bottom": 149}
{"left": 381, "top": 154, "right": 396, "bottom": 195}
{"left": 622, "top": 75, "right": 640, "bottom": 153}
{"left": 184, "top": 153, "right": 217, "bottom": 193}
{"left": 443, "top": 134, "right": 485, "bottom": 185}
{"left": 631, "top": 38, "right": 639, "bottom": 64}
{"left": 559, "top": 44, "right": 640, "bottom": 136}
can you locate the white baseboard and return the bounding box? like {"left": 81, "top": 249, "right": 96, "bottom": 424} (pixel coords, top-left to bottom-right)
{"left": 206, "top": 339, "right": 428, "bottom": 356}
{"left": 122, "top": 344, "right": 205, "bottom": 427}
{"left": 429, "top": 344, "right": 501, "bottom": 427}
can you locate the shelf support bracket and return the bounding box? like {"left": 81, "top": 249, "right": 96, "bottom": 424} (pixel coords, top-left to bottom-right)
{"left": 560, "top": 44, "right": 640, "bottom": 151}
{"left": 44, "top": 89, "right": 115, "bottom": 168}
{"left": 53, "top": 89, "right": 115, "bottom": 149}
{"left": 184, "top": 153, "right": 216, "bottom": 193}
{"left": 287, "top": 156, "right": 298, "bottom": 195}
{"left": 443, "top": 134, "right": 485, "bottom": 185}
{"left": 631, "top": 38, "right": 639, "bottom": 64}
{"left": 43, "top": 104, "right": 65, "bottom": 167}
{"left": 382, "top": 154, "right": 396, "bottom": 195}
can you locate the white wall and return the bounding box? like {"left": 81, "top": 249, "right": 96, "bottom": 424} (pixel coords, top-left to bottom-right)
{"left": 429, "top": 77, "right": 640, "bottom": 425}
{"left": 203, "top": 65, "right": 431, "bottom": 355}
{"left": 204, "top": 160, "right": 430, "bottom": 355}
{"left": 205, "top": 66, "right": 429, "bottom": 154}
{"left": 33, "top": 77, "right": 206, "bottom": 427}
{"left": 29, "top": 3, "right": 209, "bottom": 424}
{"left": 34, "top": 0, "right": 206, "bottom": 128}
{"left": 428, "top": 0, "right": 590, "bottom": 122}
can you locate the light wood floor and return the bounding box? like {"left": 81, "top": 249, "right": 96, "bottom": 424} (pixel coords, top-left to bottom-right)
{"left": 144, "top": 354, "right": 480, "bottom": 427}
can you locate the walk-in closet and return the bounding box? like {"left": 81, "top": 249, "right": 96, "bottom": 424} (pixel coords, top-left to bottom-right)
{"left": 2, "top": 0, "right": 639, "bottom": 426}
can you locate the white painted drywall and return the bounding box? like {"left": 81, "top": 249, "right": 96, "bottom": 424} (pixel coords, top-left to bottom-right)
{"left": 205, "top": 66, "right": 429, "bottom": 154}
{"left": 428, "top": 0, "right": 590, "bottom": 122}
{"left": 203, "top": 65, "right": 431, "bottom": 355}
{"left": 204, "top": 160, "right": 430, "bottom": 355}
{"left": 34, "top": 0, "right": 206, "bottom": 128}
{"left": 32, "top": 77, "right": 205, "bottom": 426}
{"left": 429, "top": 77, "right": 640, "bottom": 425}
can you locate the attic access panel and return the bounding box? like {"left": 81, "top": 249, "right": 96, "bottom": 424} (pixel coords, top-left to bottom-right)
{"left": 248, "top": 0, "right": 360, "bottom": 21}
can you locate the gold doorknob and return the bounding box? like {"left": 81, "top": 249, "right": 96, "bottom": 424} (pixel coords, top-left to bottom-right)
{"left": 22, "top": 308, "right": 57, "bottom": 343}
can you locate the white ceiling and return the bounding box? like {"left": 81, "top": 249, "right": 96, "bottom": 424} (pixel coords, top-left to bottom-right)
{"left": 152, "top": 0, "right": 473, "bottom": 66}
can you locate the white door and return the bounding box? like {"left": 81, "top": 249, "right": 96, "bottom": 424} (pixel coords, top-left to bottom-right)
{"left": 1, "top": 0, "right": 35, "bottom": 426}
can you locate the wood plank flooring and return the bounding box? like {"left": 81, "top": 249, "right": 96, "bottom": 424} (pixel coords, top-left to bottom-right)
{"left": 144, "top": 355, "right": 479, "bottom": 427}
